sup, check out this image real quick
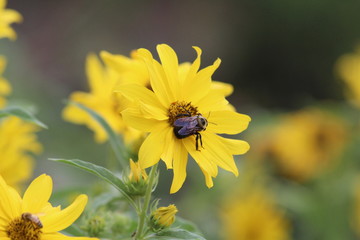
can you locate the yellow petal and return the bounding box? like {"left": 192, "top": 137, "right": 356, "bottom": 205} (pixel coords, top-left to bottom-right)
{"left": 86, "top": 54, "right": 105, "bottom": 93}
{"left": 184, "top": 58, "right": 221, "bottom": 103}
{"left": 160, "top": 128, "right": 176, "bottom": 169}
{"left": 137, "top": 48, "right": 173, "bottom": 107}
{"left": 199, "top": 166, "right": 214, "bottom": 188}
{"left": 210, "top": 81, "right": 234, "bottom": 97}
{"left": 182, "top": 137, "right": 218, "bottom": 177}
{"left": 206, "top": 110, "right": 251, "bottom": 134}
{"left": 183, "top": 47, "right": 202, "bottom": 86}
{"left": 41, "top": 195, "right": 88, "bottom": 233}
{"left": 0, "top": 175, "right": 21, "bottom": 221}
{"left": 1, "top": 9, "right": 22, "bottom": 23}
{"left": 138, "top": 123, "right": 169, "bottom": 169}
{"left": 219, "top": 137, "right": 250, "bottom": 155}
{"left": 195, "top": 90, "right": 229, "bottom": 113}
{"left": 201, "top": 132, "right": 239, "bottom": 176}
{"left": 156, "top": 44, "right": 180, "bottom": 99}
{"left": 114, "top": 84, "right": 164, "bottom": 111}
{"left": 170, "top": 143, "right": 188, "bottom": 194}
{"left": 43, "top": 232, "right": 97, "bottom": 240}
{"left": 22, "top": 174, "right": 53, "bottom": 213}
{"left": 121, "top": 107, "right": 162, "bottom": 132}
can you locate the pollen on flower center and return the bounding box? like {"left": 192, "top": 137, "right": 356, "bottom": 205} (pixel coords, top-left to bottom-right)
{"left": 168, "top": 101, "right": 199, "bottom": 125}
{"left": 6, "top": 215, "right": 42, "bottom": 240}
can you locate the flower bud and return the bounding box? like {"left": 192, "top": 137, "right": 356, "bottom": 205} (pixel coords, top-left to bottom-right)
{"left": 150, "top": 204, "right": 178, "bottom": 231}
{"left": 124, "top": 159, "right": 148, "bottom": 197}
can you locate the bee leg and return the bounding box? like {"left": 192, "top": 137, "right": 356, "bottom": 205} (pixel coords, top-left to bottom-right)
{"left": 195, "top": 133, "right": 204, "bottom": 151}
{"left": 195, "top": 133, "right": 199, "bottom": 151}
{"left": 199, "top": 133, "right": 204, "bottom": 149}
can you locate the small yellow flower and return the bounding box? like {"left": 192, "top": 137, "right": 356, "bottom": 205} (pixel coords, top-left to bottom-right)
{"left": 221, "top": 190, "right": 290, "bottom": 240}
{"left": 268, "top": 108, "right": 347, "bottom": 181}
{"left": 336, "top": 46, "right": 360, "bottom": 108}
{"left": 0, "top": 174, "right": 98, "bottom": 240}
{"left": 151, "top": 204, "right": 178, "bottom": 230}
{"left": 116, "top": 44, "right": 250, "bottom": 193}
{"left": 0, "top": 56, "right": 11, "bottom": 108}
{"left": 0, "top": 116, "right": 42, "bottom": 189}
{"left": 0, "top": 0, "right": 22, "bottom": 40}
{"left": 62, "top": 54, "right": 144, "bottom": 147}
{"left": 129, "top": 159, "right": 148, "bottom": 182}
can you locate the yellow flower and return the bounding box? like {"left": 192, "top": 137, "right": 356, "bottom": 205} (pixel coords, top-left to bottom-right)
{"left": 62, "top": 53, "right": 144, "bottom": 147}
{"left": 336, "top": 46, "right": 360, "bottom": 107}
{"left": 0, "top": 174, "right": 97, "bottom": 240}
{"left": 129, "top": 159, "right": 148, "bottom": 182}
{"left": 151, "top": 204, "right": 178, "bottom": 230}
{"left": 0, "top": 56, "right": 11, "bottom": 108}
{"left": 221, "top": 190, "right": 290, "bottom": 240}
{"left": 0, "top": 0, "right": 22, "bottom": 40}
{"left": 116, "top": 44, "right": 250, "bottom": 193}
{"left": 269, "top": 108, "right": 347, "bottom": 181}
{"left": 0, "top": 116, "right": 42, "bottom": 189}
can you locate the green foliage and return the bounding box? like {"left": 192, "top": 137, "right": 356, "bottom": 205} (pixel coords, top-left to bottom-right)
{"left": 0, "top": 107, "right": 47, "bottom": 128}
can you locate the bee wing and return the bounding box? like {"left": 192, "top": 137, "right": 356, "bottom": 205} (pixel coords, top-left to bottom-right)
{"left": 173, "top": 117, "right": 194, "bottom": 127}
{"left": 175, "top": 117, "right": 198, "bottom": 136}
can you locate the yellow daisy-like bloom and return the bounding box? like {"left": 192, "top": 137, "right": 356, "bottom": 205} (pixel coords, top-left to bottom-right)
{"left": 221, "top": 190, "right": 290, "bottom": 240}
{"left": 0, "top": 56, "right": 11, "bottom": 108}
{"left": 116, "top": 44, "right": 251, "bottom": 193}
{"left": 0, "top": 0, "right": 22, "bottom": 40}
{"left": 62, "top": 54, "right": 143, "bottom": 147}
{"left": 0, "top": 116, "right": 42, "bottom": 189}
{"left": 269, "top": 108, "right": 347, "bottom": 182}
{"left": 336, "top": 46, "right": 360, "bottom": 108}
{"left": 0, "top": 174, "right": 97, "bottom": 240}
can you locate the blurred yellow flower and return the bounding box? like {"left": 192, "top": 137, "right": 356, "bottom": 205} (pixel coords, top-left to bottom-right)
{"left": 0, "top": 174, "right": 97, "bottom": 240}
{"left": 336, "top": 46, "right": 360, "bottom": 107}
{"left": 221, "top": 190, "right": 290, "bottom": 240}
{"left": 62, "top": 54, "right": 144, "bottom": 148}
{"left": 0, "top": 56, "right": 11, "bottom": 108}
{"left": 151, "top": 204, "right": 178, "bottom": 230}
{"left": 0, "top": 0, "right": 22, "bottom": 40}
{"left": 0, "top": 116, "right": 42, "bottom": 189}
{"left": 116, "top": 44, "right": 250, "bottom": 193}
{"left": 268, "top": 108, "right": 347, "bottom": 181}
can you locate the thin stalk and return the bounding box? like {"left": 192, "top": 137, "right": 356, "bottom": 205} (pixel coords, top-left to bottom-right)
{"left": 136, "top": 164, "right": 158, "bottom": 239}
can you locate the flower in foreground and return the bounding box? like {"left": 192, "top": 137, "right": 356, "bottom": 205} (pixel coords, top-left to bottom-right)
{"left": 221, "top": 190, "right": 290, "bottom": 240}
{"left": 0, "top": 174, "right": 97, "bottom": 240}
{"left": 150, "top": 204, "right": 178, "bottom": 231}
{"left": 117, "top": 44, "right": 250, "bottom": 193}
{"left": 0, "top": 0, "right": 22, "bottom": 40}
{"left": 0, "top": 116, "right": 42, "bottom": 189}
{"left": 0, "top": 56, "right": 11, "bottom": 108}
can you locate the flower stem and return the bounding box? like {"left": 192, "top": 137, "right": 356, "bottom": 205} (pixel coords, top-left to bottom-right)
{"left": 136, "top": 164, "right": 158, "bottom": 239}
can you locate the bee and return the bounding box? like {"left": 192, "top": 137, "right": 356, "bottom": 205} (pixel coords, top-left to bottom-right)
{"left": 173, "top": 114, "right": 208, "bottom": 151}
{"left": 22, "top": 212, "right": 43, "bottom": 228}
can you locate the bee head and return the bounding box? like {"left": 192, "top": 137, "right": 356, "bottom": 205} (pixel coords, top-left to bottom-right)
{"left": 197, "top": 115, "right": 208, "bottom": 130}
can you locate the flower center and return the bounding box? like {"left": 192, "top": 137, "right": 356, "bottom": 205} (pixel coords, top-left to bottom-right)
{"left": 168, "top": 101, "right": 200, "bottom": 125}
{"left": 6, "top": 214, "right": 42, "bottom": 240}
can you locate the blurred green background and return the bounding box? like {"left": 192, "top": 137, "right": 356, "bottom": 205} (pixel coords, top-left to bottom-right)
{"left": 2, "top": 1, "right": 360, "bottom": 239}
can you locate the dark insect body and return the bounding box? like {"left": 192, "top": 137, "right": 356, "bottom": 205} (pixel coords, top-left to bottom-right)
{"left": 21, "top": 212, "right": 43, "bottom": 228}
{"left": 173, "top": 114, "right": 208, "bottom": 151}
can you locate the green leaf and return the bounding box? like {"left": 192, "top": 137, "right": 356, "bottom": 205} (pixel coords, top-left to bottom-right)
{"left": 68, "top": 101, "right": 128, "bottom": 169}
{"left": 147, "top": 229, "right": 206, "bottom": 240}
{"left": 49, "top": 158, "right": 137, "bottom": 209}
{"left": 0, "top": 107, "right": 47, "bottom": 129}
